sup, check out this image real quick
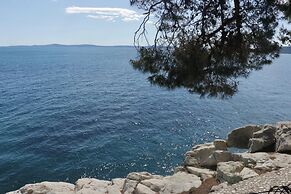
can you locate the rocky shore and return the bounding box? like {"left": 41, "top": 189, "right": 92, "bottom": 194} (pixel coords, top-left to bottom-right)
{"left": 8, "top": 121, "right": 291, "bottom": 194}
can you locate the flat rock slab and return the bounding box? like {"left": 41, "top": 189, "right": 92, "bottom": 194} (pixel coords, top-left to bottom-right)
{"left": 237, "top": 152, "right": 291, "bottom": 172}
{"left": 7, "top": 182, "right": 75, "bottom": 194}
{"left": 212, "top": 167, "right": 291, "bottom": 194}
{"left": 161, "top": 172, "right": 202, "bottom": 194}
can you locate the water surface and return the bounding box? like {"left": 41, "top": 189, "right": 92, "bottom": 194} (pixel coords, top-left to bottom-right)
{"left": 0, "top": 46, "right": 290, "bottom": 193}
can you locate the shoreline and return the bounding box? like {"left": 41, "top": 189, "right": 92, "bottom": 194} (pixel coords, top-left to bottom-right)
{"left": 8, "top": 121, "right": 291, "bottom": 194}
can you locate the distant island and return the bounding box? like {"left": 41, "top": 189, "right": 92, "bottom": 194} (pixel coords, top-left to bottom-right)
{"left": 0, "top": 44, "right": 133, "bottom": 48}
{"left": 1, "top": 44, "right": 290, "bottom": 53}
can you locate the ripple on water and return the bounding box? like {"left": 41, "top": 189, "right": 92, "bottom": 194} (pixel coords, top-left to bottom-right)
{"left": 0, "top": 47, "right": 291, "bottom": 193}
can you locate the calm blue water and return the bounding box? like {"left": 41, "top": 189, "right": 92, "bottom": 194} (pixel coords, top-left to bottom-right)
{"left": 0, "top": 46, "right": 290, "bottom": 193}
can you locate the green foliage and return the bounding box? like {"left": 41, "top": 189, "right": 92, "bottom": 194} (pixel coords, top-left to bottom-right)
{"left": 130, "top": 0, "right": 289, "bottom": 98}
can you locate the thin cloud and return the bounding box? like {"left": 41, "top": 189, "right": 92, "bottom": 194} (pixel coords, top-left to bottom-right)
{"left": 66, "top": 7, "right": 143, "bottom": 22}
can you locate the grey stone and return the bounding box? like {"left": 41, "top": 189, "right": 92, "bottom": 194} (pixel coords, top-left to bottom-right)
{"left": 134, "top": 184, "right": 155, "bottom": 194}
{"left": 186, "top": 166, "right": 216, "bottom": 179}
{"left": 217, "top": 161, "right": 244, "bottom": 184}
{"left": 213, "top": 139, "right": 228, "bottom": 150}
{"left": 239, "top": 167, "right": 259, "bottom": 180}
{"left": 249, "top": 125, "right": 276, "bottom": 152}
{"left": 236, "top": 152, "right": 291, "bottom": 173}
{"left": 174, "top": 166, "right": 186, "bottom": 173}
{"left": 227, "top": 125, "right": 261, "bottom": 148}
{"left": 161, "top": 172, "right": 202, "bottom": 194}
{"left": 141, "top": 178, "right": 166, "bottom": 192}
{"left": 184, "top": 155, "right": 199, "bottom": 166}
{"left": 186, "top": 143, "right": 216, "bottom": 167}
{"left": 75, "top": 178, "right": 111, "bottom": 194}
{"left": 7, "top": 182, "right": 75, "bottom": 194}
{"left": 212, "top": 150, "right": 233, "bottom": 163}
{"left": 276, "top": 121, "right": 291, "bottom": 128}
{"left": 126, "top": 172, "right": 160, "bottom": 181}
{"left": 122, "top": 179, "right": 139, "bottom": 194}
{"left": 275, "top": 126, "right": 291, "bottom": 153}
{"left": 107, "top": 178, "right": 125, "bottom": 194}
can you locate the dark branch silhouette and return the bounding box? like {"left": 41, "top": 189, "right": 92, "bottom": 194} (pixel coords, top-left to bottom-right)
{"left": 130, "top": 0, "right": 291, "bottom": 98}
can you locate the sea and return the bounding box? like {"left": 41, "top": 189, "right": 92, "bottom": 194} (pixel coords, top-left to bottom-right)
{"left": 0, "top": 45, "right": 290, "bottom": 193}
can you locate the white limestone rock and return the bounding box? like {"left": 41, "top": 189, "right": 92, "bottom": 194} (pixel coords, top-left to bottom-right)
{"left": 239, "top": 167, "right": 259, "bottom": 180}
{"left": 122, "top": 179, "right": 139, "bottom": 194}
{"left": 7, "top": 182, "right": 75, "bottom": 194}
{"left": 174, "top": 166, "right": 186, "bottom": 173}
{"left": 276, "top": 121, "right": 291, "bottom": 128}
{"left": 186, "top": 166, "right": 216, "bottom": 180}
{"left": 217, "top": 161, "right": 244, "bottom": 184}
{"left": 212, "top": 150, "right": 233, "bottom": 163}
{"left": 249, "top": 125, "right": 276, "bottom": 152}
{"left": 186, "top": 143, "right": 216, "bottom": 167}
{"left": 275, "top": 126, "right": 291, "bottom": 153}
{"left": 185, "top": 143, "right": 233, "bottom": 168}
{"left": 126, "top": 172, "right": 161, "bottom": 181}
{"left": 227, "top": 125, "right": 261, "bottom": 148}
{"left": 213, "top": 139, "right": 228, "bottom": 150}
{"left": 237, "top": 152, "right": 291, "bottom": 172}
{"left": 141, "top": 178, "right": 166, "bottom": 192}
{"left": 184, "top": 154, "right": 199, "bottom": 166}
{"left": 134, "top": 184, "right": 156, "bottom": 194}
{"left": 161, "top": 172, "right": 202, "bottom": 194}
{"left": 107, "top": 178, "right": 125, "bottom": 194}
{"left": 75, "top": 178, "right": 111, "bottom": 194}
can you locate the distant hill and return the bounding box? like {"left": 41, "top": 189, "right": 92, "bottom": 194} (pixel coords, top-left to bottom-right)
{"left": 281, "top": 46, "right": 291, "bottom": 54}
{"left": 0, "top": 44, "right": 133, "bottom": 48}
{"left": 1, "top": 45, "right": 290, "bottom": 53}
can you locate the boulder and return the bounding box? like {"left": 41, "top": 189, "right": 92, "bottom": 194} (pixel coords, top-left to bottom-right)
{"left": 192, "top": 143, "right": 216, "bottom": 159}
{"left": 236, "top": 152, "right": 291, "bottom": 173}
{"left": 227, "top": 125, "right": 261, "bottom": 148}
{"left": 201, "top": 150, "right": 233, "bottom": 168}
{"left": 275, "top": 126, "right": 291, "bottom": 153}
{"left": 7, "top": 182, "right": 75, "bottom": 194}
{"left": 236, "top": 152, "right": 270, "bottom": 167}
{"left": 276, "top": 121, "right": 291, "bottom": 128}
{"left": 122, "top": 179, "right": 139, "bottom": 194}
{"left": 135, "top": 184, "right": 156, "bottom": 194}
{"left": 184, "top": 143, "right": 215, "bottom": 166}
{"left": 254, "top": 153, "right": 291, "bottom": 172}
{"left": 186, "top": 166, "right": 216, "bottom": 180}
{"left": 112, "top": 178, "right": 125, "bottom": 189}
{"left": 75, "top": 178, "right": 111, "bottom": 194}
{"left": 184, "top": 150, "right": 200, "bottom": 166}
{"left": 239, "top": 167, "right": 258, "bottom": 180}
{"left": 174, "top": 166, "right": 186, "bottom": 173}
{"left": 216, "top": 161, "right": 244, "bottom": 184}
{"left": 212, "top": 150, "right": 233, "bottom": 163}
{"left": 107, "top": 178, "right": 125, "bottom": 194}
{"left": 161, "top": 172, "right": 202, "bottom": 194}
{"left": 185, "top": 143, "right": 233, "bottom": 168}
{"left": 249, "top": 125, "right": 277, "bottom": 152}
{"left": 141, "top": 178, "right": 166, "bottom": 192}
{"left": 213, "top": 139, "right": 228, "bottom": 150}
{"left": 126, "top": 172, "right": 162, "bottom": 181}
{"left": 122, "top": 172, "right": 163, "bottom": 194}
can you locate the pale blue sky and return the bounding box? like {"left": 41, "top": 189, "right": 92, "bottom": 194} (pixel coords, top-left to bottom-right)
{"left": 1, "top": 1, "right": 289, "bottom": 46}
{"left": 0, "top": 0, "right": 155, "bottom": 46}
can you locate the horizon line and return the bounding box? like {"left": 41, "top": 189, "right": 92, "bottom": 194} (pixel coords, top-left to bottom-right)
{"left": 0, "top": 43, "right": 137, "bottom": 48}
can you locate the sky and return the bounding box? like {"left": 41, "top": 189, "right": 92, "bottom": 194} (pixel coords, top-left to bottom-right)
{"left": 0, "top": 0, "right": 156, "bottom": 46}
{"left": 0, "top": 1, "right": 290, "bottom": 46}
